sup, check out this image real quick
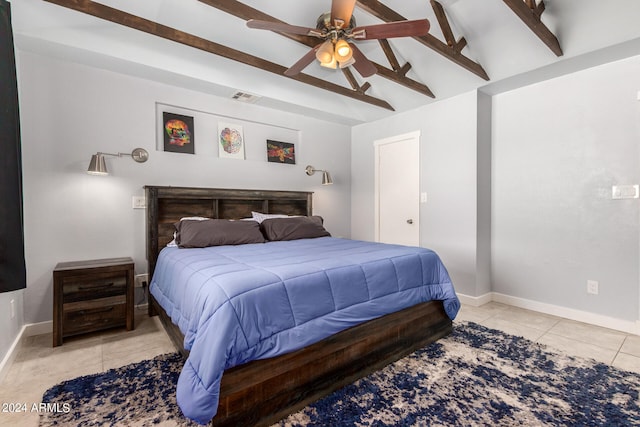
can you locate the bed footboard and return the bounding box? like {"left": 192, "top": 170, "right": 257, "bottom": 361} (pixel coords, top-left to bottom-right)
{"left": 150, "top": 293, "right": 451, "bottom": 427}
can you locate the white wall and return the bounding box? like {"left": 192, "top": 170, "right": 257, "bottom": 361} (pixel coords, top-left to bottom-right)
{"left": 351, "top": 91, "right": 488, "bottom": 297}
{"left": 352, "top": 54, "right": 640, "bottom": 327}
{"left": 17, "top": 51, "right": 352, "bottom": 324}
{"left": 492, "top": 55, "right": 640, "bottom": 322}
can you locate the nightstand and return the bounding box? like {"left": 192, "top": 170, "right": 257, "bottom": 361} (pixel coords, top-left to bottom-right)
{"left": 53, "top": 257, "right": 135, "bottom": 347}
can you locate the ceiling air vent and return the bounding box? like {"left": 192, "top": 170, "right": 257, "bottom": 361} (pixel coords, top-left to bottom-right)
{"left": 231, "top": 91, "right": 261, "bottom": 104}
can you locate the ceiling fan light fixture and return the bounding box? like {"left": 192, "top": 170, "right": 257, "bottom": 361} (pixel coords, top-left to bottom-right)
{"left": 338, "top": 56, "right": 356, "bottom": 68}
{"left": 334, "top": 39, "right": 353, "bottom": 62}
{"left": 247, "top": 5, "right": 429, "bottom": 78}
{"left": 320, "top": 56, "right": 337, "bottom": 69}
{"left": 316, "top": 40, "right": 334, "bottom": 64}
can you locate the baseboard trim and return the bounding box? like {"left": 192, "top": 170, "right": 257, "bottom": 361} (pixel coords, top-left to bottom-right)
{"left": 0, "top": 325, "right": 26, "bottom": 385}
{"left": 456, "top": 292, "right": 492, "bottom": 307}
{"left": 24, "top": 320, "right": 53, "bottom": 337}
{"left": 458, "top": 291, "right": 639, "bottom": 335}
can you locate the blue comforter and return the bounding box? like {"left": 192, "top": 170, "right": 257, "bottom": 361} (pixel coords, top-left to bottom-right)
{"left": 150, "top": 237, "right": 459, "bottom": 424}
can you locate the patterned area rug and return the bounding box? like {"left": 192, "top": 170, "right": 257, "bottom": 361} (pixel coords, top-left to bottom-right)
{"left": 40, "top": 322, "right": 640, "bottom": 426}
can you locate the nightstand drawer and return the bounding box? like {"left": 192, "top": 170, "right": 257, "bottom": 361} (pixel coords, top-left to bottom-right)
{"left": 63, "top": 296, "right": 127, "bottom": 335}
{"left": 62, "top": 273, "right": 127, "bottom": 302}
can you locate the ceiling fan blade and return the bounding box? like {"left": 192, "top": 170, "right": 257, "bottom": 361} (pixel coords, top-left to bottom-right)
{"left": 349, "top": 44, "right": 377, "bottom": 77}
{"left": 330, "top": 0, "right": 357, "bottom": 28}
{"left": 353, "top": 19, "right": 431, "bottom": 40}
{"left": 284, "top": 44, "right": 322, "bottom": 76}
{"left": 247, "top": 19, "right": 318, "bottom": 37}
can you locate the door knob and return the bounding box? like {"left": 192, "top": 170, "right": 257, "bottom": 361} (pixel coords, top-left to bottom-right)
{"left": 406, "top": 219, "right": 413, "bottom": 224}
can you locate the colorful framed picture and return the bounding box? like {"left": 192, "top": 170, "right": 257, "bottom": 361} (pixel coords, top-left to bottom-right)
{"left": 266, "top": 140, "right": 295, "bottom": 164}
{"left": 163, "top": 112, "right": 194, "bottom": 154}
{"left": 218, "top": 122, "right": 245, "bottom": 160}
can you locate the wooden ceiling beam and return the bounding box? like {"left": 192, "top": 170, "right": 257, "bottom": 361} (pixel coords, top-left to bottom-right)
{"left": 197, "top": 0, "right": 319, "bottom": 47}
{"left": 379, "top": 39, "right": 402, "bottom": 72}
{"left": 356, "top": 0, "right": 489, "bottom": 81}
{"left": 502, "top": 0, "right": 563, "bottom": 56}
{"left": 43, "top": 0, "right": 393, "bottom": 111}
{"left": 430, "top": 0, "right": 467, "bottom": 53}
{"left": 431, "top": 0, "right": 455, "bottom": 48}
{"left": 342, "top": 68, "right": 371, "bottom": 95}
{"left": 372, "top": 62, "right": 434, "bottom": 98}
{"left": 200, "top": 0, "right": 435, "bottom": 98}
{"left": 376, "top": 39, "right": 434, "bottom": 98}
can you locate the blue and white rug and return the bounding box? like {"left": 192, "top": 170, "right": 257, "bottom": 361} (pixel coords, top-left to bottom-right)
{"left": 40, "top": 322, "right": 640, "bottom": 426}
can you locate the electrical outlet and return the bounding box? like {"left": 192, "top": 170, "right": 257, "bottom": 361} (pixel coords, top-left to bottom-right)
{"left": 135, "top": 273, "right": 149, "bottom": 288}
{"left": 612, "top": 184, "right": 639, "bottom": 199}
{"left": 10, "top": 299, "right": 15, "bottom": 319}
{"left": 587, "top": 280, "right": 599, "bottom": 295}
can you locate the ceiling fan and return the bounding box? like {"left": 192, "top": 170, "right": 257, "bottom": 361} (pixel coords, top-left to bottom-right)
{"left": 246, "top": 0, "right": 430, "bottom": 78}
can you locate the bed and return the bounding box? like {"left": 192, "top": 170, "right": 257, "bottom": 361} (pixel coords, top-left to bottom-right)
{"left": 145, "top": 186, "right": 460, "bottom": 426}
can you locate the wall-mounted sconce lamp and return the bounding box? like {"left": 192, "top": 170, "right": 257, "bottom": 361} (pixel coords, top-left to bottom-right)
{"left": 305, "top": 165, "right": 333, "bottom": 185}
{"left": 87, "top": 148, "right": 149, "bottom": 176}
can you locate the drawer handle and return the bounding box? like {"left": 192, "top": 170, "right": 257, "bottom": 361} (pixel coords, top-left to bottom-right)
{"left": 78, "top": 282, "right": 115, "bottom": 290}
{"left": 77, "top": 307, "right": 115, "bottom": 316}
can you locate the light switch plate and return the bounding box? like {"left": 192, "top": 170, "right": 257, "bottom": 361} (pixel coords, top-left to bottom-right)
{"left": 132, "top": 196, "right": 146, "bottom": 209}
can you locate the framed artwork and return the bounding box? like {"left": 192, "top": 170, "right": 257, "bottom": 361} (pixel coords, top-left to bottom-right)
{"left": 163, "top": 112, "right": 195, "bottom": 154}
{"left": 266, "top": 140, "right": 296, "bottom": 164}
{"left": 218, "top": 122, "right": 245, "bottom": 160}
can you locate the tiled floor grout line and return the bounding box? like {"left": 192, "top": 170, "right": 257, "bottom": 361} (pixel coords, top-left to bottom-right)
{"left": 535, "top": 319, "right": 561, "bottom": 345}
{"left": 611, "top": 336, "right": 628, "bottom": 365}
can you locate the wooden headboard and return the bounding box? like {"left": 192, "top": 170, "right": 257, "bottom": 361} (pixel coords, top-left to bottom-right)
{"left": 144, "top": 186, "right": 313, "bottom": 278}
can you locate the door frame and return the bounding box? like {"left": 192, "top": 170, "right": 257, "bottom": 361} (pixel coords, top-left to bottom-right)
{"left": 373, "top": 130, "right": 421, "bottom": 244}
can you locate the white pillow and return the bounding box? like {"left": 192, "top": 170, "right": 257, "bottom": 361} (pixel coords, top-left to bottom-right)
{"left": 251, "top": 211, "right": 292, "bottom": 223}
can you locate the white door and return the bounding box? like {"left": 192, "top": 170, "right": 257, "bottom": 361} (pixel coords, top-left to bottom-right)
{"left": 374, "top": 131, "right": 420, "bottom": 246}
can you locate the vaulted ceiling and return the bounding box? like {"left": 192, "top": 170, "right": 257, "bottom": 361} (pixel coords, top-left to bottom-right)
{"left": 11, "top": 0, "right": 640, "bottom": 125}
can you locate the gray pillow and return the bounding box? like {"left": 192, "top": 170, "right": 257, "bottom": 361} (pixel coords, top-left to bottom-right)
{"left": 260, "top": 216, "right": 330, "bottom": 241}
{"left": 175, "top": 219, "right": 265, "bottom": 248}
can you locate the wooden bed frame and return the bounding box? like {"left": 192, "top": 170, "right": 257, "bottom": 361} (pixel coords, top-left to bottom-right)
{"left": 145, "top": 185, "right": 452, "bottom": 427}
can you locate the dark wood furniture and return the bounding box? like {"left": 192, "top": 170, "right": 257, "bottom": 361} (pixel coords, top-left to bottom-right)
{"left": 144, "top": 186, "right": 452, "bottom": 427}
{"left": 53, "top": 257, "right": 135, "bottom": 347}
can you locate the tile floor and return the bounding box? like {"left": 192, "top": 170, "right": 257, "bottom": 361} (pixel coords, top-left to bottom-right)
{"left": 1, "top": 302, "right": 639, "bottom": 427}
{"left": 457, "top": 302, "right": 640, "bottom": 372}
